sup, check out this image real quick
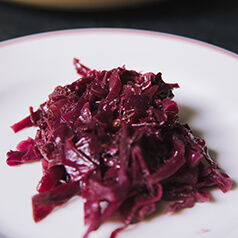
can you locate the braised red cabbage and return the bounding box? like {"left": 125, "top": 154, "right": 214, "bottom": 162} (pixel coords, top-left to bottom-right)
{"left": 6, "top": 59, "right": 232, "bottom": 238}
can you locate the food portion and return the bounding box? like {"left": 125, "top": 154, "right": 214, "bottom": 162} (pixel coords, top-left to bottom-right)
{"left": 6, "top": 59, "right": 232, "bottom": 238}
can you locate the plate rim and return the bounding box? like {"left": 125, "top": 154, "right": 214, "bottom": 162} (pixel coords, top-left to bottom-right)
{"left": 0, "top": 27, "right": 237, "bottom": 60}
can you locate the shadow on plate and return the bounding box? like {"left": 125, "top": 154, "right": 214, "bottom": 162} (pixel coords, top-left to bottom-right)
{"left": 178, "top": 104, "right": 204, "bottom": 140}
{"left": 0, "top": 233, "right": 10, "bottom": 238}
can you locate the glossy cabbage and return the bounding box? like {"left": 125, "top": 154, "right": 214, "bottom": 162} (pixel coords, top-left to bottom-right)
{"left": 6, "top": 59, "right": 232, "bottom": 238}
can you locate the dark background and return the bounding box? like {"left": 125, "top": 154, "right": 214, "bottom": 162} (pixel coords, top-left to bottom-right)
{"left": 0, "top": 0, "right": 238, "bottom": 54}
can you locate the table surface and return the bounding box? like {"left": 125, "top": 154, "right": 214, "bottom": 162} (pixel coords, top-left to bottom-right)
{"left": 0, "top": 0, "right": 237, "bottom": 54}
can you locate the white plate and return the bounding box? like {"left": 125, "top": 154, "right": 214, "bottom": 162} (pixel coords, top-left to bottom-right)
{"left": 0, "top": 28, "right": 237, "bottom": 238}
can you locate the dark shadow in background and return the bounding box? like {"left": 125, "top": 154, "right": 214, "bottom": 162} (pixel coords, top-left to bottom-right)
{"left": 0, "top": 0, "right": 237, "bottom": 53}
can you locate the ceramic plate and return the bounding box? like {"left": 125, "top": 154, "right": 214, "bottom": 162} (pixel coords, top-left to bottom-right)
{"left": 0, "top": 28, "right": 237, "bottom": 238}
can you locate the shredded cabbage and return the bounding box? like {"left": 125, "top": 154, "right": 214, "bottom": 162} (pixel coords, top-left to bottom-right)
{"left": 7, "top": 59, "right": 232, "bottom": 238}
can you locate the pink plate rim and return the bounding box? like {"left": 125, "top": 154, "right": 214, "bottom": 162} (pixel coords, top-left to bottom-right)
{"left": 0, "top": 28, "right": 237, "bottom": 60}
